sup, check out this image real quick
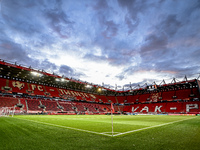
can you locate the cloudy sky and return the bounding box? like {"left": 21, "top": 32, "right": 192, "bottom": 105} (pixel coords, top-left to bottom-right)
{"left": 0, "top": 0, "right": 200, "bottom": 90}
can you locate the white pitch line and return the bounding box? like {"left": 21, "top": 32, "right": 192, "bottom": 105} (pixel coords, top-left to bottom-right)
{"left": 11, "top": 116, "right": 197, "bottom": 137}
{"left": 102, "top": 132, "right": 120, "bottom": 133}
{"left": 12, "top": 117, "right": 113, "bottom": 137}
{"left": 113, "top": 117, "right": 197, "bottom": 137}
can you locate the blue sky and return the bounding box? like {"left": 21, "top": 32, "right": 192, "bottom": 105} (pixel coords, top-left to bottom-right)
{"left": 0, "top": 0, "right": 200, "bottom": 90}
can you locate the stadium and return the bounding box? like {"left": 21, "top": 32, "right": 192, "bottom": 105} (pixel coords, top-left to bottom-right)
{"left": 0, "top": 59, "right": 200, "bottom": 150}
{"left": 1, "top": 0, "right": 200, "bottom": 150}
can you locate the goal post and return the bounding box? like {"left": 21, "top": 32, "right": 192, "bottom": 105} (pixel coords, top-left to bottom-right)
{"left": 0, "top": 106, "right": 15, "bottom": 117}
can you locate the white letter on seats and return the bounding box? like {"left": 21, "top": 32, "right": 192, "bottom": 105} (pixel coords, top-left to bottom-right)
{"left": 155, "top": 106, "right": 162, "bottom": 112}
{"left": 140, "top": 106, "right": 149, "bottom": 112}
{"left": 132, "top": 106, "right": 139, "bottom": 112}
{"left": 31, "top": 84, "right": 36, "bottom": 90}
{"left": 38, "top": 86, "right": 43, "bottom": 91}
{"left": 186, "top": 104, "right": 198, "bottom": 112}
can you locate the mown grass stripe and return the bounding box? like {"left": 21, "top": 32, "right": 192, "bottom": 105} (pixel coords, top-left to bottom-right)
{"left": 12, "top": 117, "right": 113, "bottom": 137}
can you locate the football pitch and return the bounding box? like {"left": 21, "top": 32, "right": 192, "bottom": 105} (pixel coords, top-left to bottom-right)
{"left": 0, "top": 115, "right": 200, "bottom": 150}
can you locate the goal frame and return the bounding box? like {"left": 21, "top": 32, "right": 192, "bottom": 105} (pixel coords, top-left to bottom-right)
{"left": 0, "top": 106, "right": 15, "bottom": 117}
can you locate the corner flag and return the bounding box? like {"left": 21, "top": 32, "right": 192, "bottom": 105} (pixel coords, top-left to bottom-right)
{"left": 111, "top": 103, "right": 114, "bottom": 136}
{"left": 111, "top": 103, "right": 114, "bottom": 113}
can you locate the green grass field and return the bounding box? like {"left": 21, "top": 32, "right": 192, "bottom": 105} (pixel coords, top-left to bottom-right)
{"left": 0, "top": 115, "right": 200, "bottom": 150}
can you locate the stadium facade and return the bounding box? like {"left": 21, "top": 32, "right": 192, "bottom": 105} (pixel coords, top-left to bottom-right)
{"left": 0, "top": 59, "right": 200, "bottom": 115}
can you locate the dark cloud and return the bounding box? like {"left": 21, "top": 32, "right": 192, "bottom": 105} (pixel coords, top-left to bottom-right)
{"left": 117, "top": 0, "right": 154, "bottom": 33}
{"left": 102, "top": 20, "right": 118, "bottom": 38}
{"left": 39, "top": 59, "right": 57, "bottom": 72}
{"left": 159, "top": 14, "right": 182, "bottom": 37}
{"left": 125, "top": 15, "right": 139, "bottom": 35}
{"left": 117, "top": 0, "right": 136, "bottom": 8}
{"left": 115, "top": 74, "right": 126, "bottom": 81}
{"left": 83, "top": 54, "right": 106, "bottom": 62}
{"left": 59, "top": 65, "right": 85, "bottom": 78}
{"left": 117, "top": 0, "right": 139, "bottom": 20}
{"left": 93, "top": 0, "right": 109, "bottom": 10}
{"left": 44, "top": 1, "right": 74, "bottom": 39}
{"left": 141, "top": 33, "right": 168, "bottom": 53}
{"left": 179, "top": 0, "right": 200, "bottom": 19}
{"left": 92, "top": 1, "right": 119, "bottom": 39}
{"left": 190, "top": 49, "right": 200, "bottom": 62}
{"left": 1, "top": 0, "right": 42, "bottom": 36}
{"left": 115, "top": 65, "right": 138, "bottom": 81}
{"left": 0, "top": 37, "right": 34, "bottom": 64}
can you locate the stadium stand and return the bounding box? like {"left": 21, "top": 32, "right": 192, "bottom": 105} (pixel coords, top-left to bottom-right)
{"left": 74, "top": 102, "right": 86, "bottom": 112}
{"left": 138, "top": 93, "right": 151, "bottom": 103}
{"left": 41, "top": 100, "right": 61, "bottom": 112}
{"left": 26, "top": 99, "right": 43, "bottom": 112}
{"left": 95, "top": 95, "right": 108, "bottom": 103}
{"left": 0, "top": 78, "right": 7, "bottom": 88}
{"left": 0, "top": 96, "right": 19, "bottom": 108}
{"left": 107, "top": 96, "right": 118, "bottom": 103}
{"left": 162, "top": 90, "right": 176, "bottom": 101}
{"left": 58, "top": 101, "right": 75, "bottom": 112}
{"left": 123, "top": 101, "right": 200, "bottom": 114}
{"left": 126, "top": 94, "right": 140, "bottom": 103}
{"left": 116, "top": 96, "right": 127, "bottom": 103}
{"left": 45, "top": 86, "right": 60, "bottom": 97}
{"left": 0, "top": 59, "right": 200, "bottom": 115}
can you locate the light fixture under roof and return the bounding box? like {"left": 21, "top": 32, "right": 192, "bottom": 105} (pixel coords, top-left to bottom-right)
{"left": 98, "top": 88, "right": 102, "bottom": 92}
{"left": 85, "top": 84, "right": 92, "bottom": 88}
{"left": 61, "top": 78, "right": 65, "bottom": 82}
{"left": 31, "top": 71, "right": 43, "bottom": 77}
{"left": 55, "top": 78, "right": 60, "bottom": 81}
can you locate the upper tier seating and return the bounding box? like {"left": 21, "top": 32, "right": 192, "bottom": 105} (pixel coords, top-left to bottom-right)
{"left": 137, "top": 93, "right": 150, "bottom": 103}
{"left": 0, "top": 78, "right": 7, "bottom": 89}
{"left": 95, "top": 95, "right": 108, "bottom": 103}
{"left": 162, "top": 90, "right": 176, "bottom": 101}
{"left": 175, "top": 88, "right": 191, "bottom": 100}
{"left": 116, "top": 96, "right": 127, "bottom": 103}
{"left": 126, "top": 95, "right": 140, "bottom": 103}
{"left": 45, "top": 86, "right": 60, "bottom": 97}
{"left": 9, "top": 80, "right": 28, "bottom": 94}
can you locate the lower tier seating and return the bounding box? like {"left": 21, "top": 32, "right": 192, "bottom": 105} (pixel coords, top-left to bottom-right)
{"left": 0, "top": 95, "right": 199, "bottom": 114}
{"left": 123, "top": 101, "right": 200, "bottom": 114}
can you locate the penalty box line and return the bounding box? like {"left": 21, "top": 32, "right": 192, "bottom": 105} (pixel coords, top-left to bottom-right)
{"left": 12, "top": 117, "right": 113, "bottom": 137}
{"left": 113, "top": 116, "right": 197, "bottom": 137}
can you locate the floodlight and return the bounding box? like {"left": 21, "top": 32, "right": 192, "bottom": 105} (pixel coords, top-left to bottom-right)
{"left": 55, "top": 78, "right": 60, "bottom": 81}
{"left": 61, "top": 78, "right": 65, "bottom": 82}
{"left": 31, "top": 71, "right": 42, "bottom": 77}
{"left": 85, "top": 84, "right": 92, "bottom": 88}
{"left": 98, "top": 88, "right": 102, "bottom": 92}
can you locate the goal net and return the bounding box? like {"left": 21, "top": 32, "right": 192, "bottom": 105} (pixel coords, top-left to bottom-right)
{"left": 0, "top": 106, "right": 15, "bottom": 117}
